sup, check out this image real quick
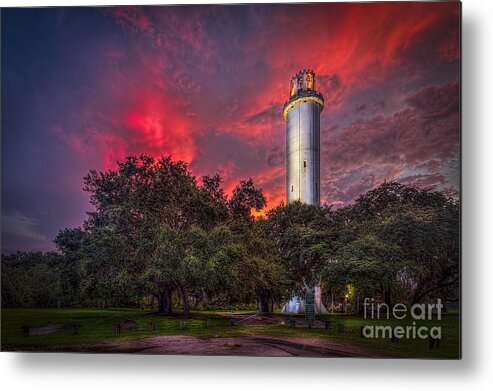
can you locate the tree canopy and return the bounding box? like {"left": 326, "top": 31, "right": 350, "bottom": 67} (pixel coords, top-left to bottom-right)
{"left": 2, "top": 156, "right": 460, "bottom": 314}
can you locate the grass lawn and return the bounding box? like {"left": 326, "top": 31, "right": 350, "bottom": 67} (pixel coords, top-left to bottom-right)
{"left": 1, "top": 308, "right": 460, "bottom": 358}
{"left": 254, "top": 313, "right": 460, "bottom": 359}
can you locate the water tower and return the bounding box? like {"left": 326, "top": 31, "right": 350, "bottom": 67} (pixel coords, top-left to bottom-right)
{"left": 281, "top": 69, "right": 328, "bottom": 315}
{"left": 283, "top": 69, "right": 324, "bottom": 205}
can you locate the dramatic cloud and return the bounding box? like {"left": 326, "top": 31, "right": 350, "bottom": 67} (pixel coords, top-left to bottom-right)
{"left": 1, "top": 211, "right": 53, "bottom": 253}
{"left": 1, "top": 3, "right": 460, "bottom": 251}
{"left": 321, "top": 81, "right": 459, "bottom": 206}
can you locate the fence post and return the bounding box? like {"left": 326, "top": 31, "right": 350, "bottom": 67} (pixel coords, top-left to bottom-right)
{"left": 21, "top": 325, "right": 30, "bottom": 338}
{"left": 428, "top": 336, "right": 440, "bottom": 350}
{"left": 71, "top": 324, "right": 80, "bottom": 335}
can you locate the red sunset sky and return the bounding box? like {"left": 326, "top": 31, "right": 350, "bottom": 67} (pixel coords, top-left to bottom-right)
{"left": 1, "top": 2, "right": 460, "bottom": 252}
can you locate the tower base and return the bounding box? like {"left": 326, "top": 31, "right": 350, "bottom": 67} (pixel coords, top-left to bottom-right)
{"left": 280, "top": 286, "right": 329, "bottom": 315}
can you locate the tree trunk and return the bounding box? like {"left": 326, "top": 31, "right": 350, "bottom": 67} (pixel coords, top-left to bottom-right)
{"left": 158, "top": 292, "right": 166, "bottom": 314}
{"left": 157, "top": 288, "right": 173, "bottom": 315}
{"left": 412, "top": 282, "right": 423, "bottom": 305}
{"left": 358, "top": 292, "right": 365, "bottom": 315}
{"left": 178, "top": 284, "right": 190, "bottom": 317}
{"left": 384, "top": 289, "right": 392, "bottom": 308}
{"left": 412, "top": 291, "right": 423, "bottom": 306}
{"left": 260, "top": 296, "right": 270, "bottom": 313}
{"left": 165, "top": 289, "right": 172, "bottom": 314}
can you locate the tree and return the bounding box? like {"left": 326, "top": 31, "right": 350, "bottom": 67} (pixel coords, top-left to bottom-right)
{"left": 266, "top": 202, "right": 336, "bottom": 296}
{"left": 66, "top": 154, "right": 273, "bottom": 314}
{"left": 324, "top": 181, "right": 460, "bottom": 308}
{"left": 79, "top": 155, "right": 225, "bottom": 313}
{"left": 1, "top": 251, "right": 78, "bottom": 307}
{"left": 223, "top": 219, "right": 291, "bottom": 312}
{"left": 228, "top": 178, "right": 266, "bottom": 221}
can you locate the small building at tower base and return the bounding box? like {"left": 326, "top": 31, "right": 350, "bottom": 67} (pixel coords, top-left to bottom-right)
{"left": 280, "top": 285, "right": 329, "bottom": 315}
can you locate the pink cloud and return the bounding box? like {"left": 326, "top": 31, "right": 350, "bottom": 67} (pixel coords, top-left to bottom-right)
{"left": 57, "top": 4, "right": 460, "bottom": 212}
{"left": 108, "top": 7, "right": 155, "bottom": 36}
{"left": 321, "top": 81, "right": 459, "bottom": 206}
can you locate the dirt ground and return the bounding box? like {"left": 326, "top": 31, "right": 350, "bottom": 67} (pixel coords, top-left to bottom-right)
{"left": 82, "top": 335, "right": 375, "bottom": 357}
{"left": 16, "top": 313, "right": 377, "bottom": 357}
{"left": 28, "top": 324, "right": 65, "bottom": 336}
{"left": 226, "top": 312, "right": 329, "bottom": 328}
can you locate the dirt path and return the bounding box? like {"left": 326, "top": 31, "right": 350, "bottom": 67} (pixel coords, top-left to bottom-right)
{"left": 28, "top": 324, "right": 65, "bottom": 336}
{"left": 81, "top": 335, "right": 375, "bottom": 357}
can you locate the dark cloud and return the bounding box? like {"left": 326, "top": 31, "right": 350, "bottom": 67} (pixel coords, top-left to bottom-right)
{"left": 406, "top": 82, "right": 459, "bottom": 120}
{"left": 1, "top": 3, "right": 460, "bottom": 251}
{"left": 317, "top": 75, "right": 344, "bottom": 112}
{"left": 321, "top": 81, "right": 459, "bottom": 207}
{"left": 266, "top": 146, "right": 285, "bottom": 168}
{"left": 355, "top": 100, "right": 385, "bottom": 115}
{"left": 1, "top": 211, "right": 53, "bottom": 253}
{"left": 398, "top": 173, "right": 446, "bottom": 189}
{"left": 245, "top": 105, "right": 280, "bottom": 125}
{"left": 108, "top": 7, "right": 155, "bottom": 36}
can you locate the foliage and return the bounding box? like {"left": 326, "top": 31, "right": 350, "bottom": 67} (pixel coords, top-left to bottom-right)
{"left": 1, "top": 154, "right": 459, "bottom": 314}
{"left": 323, "top": 181, "right": 460, "bottom": 308}
{"left": 32, "top": 155, "right": 276, "bottom": 314}
{"left": 1, "top": 252, "right": 79, "bottom": 307}
{"left": 266, "top": 201, "right": 337, "bottom": 292}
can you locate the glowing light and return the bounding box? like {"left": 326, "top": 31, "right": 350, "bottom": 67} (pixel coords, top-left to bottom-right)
{"left": 282, "top": 95, "right": 324, "bottom": 121}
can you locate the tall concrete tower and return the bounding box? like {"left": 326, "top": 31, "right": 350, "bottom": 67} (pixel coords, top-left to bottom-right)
{"left": 283, "top": 69, "right": 324, "bottom": 205}
{"left": 281, "top": 70, "right": 328, "bottom": 315}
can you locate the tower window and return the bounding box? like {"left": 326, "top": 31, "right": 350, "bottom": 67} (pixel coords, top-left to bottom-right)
{"left": 291, "top": 185, "right": 293, "bottom": 192}
{"left": 303, "top": 160, "right": 307, "bottom": 168}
